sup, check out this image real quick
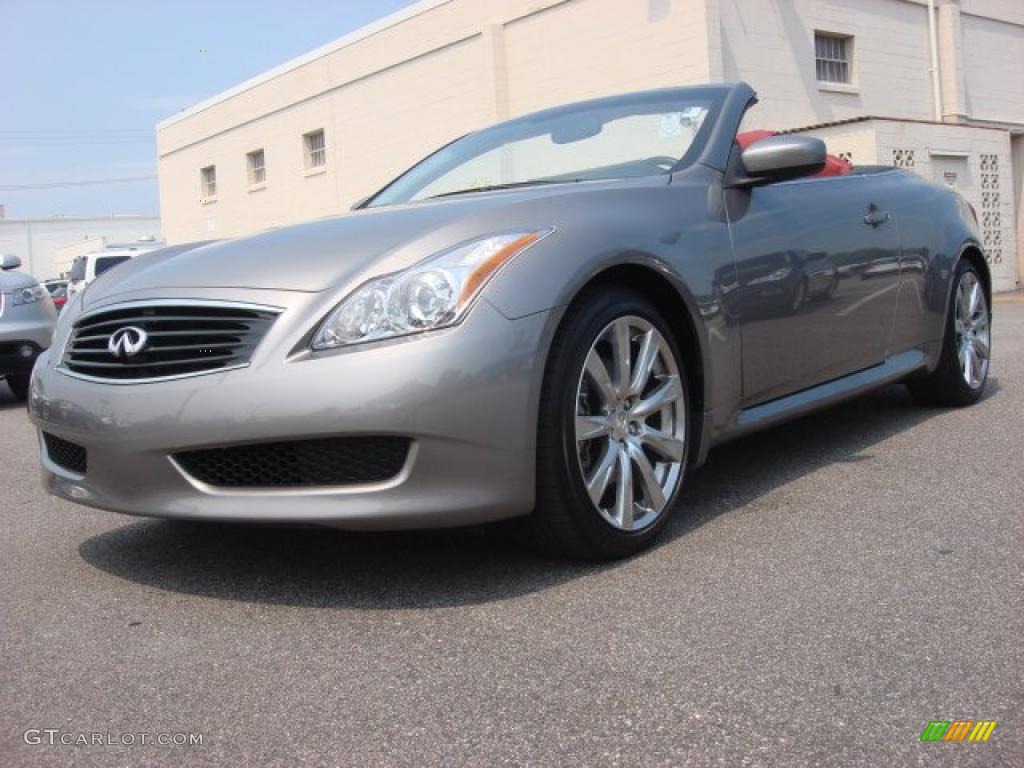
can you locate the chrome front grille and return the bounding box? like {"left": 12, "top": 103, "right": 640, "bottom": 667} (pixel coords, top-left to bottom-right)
{"left": 61, "top": 301, "right": 280, "bottom": 382}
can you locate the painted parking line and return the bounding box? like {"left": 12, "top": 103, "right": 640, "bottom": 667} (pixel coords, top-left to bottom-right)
{"left": 993, "top": 293, "right": 1024, "bottom": 303}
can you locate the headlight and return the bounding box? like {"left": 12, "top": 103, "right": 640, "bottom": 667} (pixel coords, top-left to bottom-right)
{"left": 312, "top": 229, "right": 552, "bottom": 349}
{"left": 12, "top": 285, "right": 46, "bottom": 306}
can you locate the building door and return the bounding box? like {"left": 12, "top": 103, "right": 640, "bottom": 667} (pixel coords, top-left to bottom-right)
{"left": 932, "top": 150, "right": 1016, "bottom": 292}
{"left": 931, "top": 154, "right": 972, "bottom": 196}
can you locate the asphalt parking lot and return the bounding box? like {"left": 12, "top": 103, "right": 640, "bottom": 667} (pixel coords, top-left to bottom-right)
{"left": 2, "top": 300, "right": 1022, "bottom": 768}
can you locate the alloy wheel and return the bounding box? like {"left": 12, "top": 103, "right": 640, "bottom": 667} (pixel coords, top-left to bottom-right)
{"left": 954, "top": 271, "right": 990, "bottom": 389}
{"left": 574, "top": 316, "right": 686, "bottom": 531}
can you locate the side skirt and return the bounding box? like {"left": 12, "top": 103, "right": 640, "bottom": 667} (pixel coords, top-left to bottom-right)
{"left": 719, "top": 348, "right": 929, "bottom": 444}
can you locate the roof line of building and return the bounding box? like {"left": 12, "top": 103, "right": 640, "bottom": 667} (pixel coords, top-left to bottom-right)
{"left": 158, "top": 32, "right": 479, "bottom": 159}
{"left": 784, "top": 115, "right": 1011, "bottom": 133}
{"left": 0, "top": 214, "right": 160, "bottom": 224}
{"left": 156, "top": 0, "right": 452, "bottom": 131}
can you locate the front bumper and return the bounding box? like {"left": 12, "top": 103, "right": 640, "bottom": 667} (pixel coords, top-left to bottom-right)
{"left": 0, "top": 340, "right": 44, "bottom": 376}
{"left": 0, "top": 310, "right": 54, "bottom": 376}
{"left": 28, "top": 297, "right": 554, "bottom": 529}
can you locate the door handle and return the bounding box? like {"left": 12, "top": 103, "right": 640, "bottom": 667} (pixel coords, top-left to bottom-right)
{"left": 864, "top": 204, "right": 891, "bottom": 227}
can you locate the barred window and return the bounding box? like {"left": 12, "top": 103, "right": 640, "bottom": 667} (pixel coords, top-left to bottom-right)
{"left": 200, "top": 165, "right": 217, "bottom": 199}
{"left": 304, "top": 130, "right": 326, "bottom": 169}
{"left": 815, "top": 33, "right": 851, "bottom": 84}
{"left": 247, "top": 149, "right": 266, "bottom": 186}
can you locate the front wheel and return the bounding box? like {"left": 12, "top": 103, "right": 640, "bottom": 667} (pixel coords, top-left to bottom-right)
{"left": 907, "top": 260, "right": 990, "bottom": 406}
{"left": 526, "top": 287, "right": 690, "bottom": 560}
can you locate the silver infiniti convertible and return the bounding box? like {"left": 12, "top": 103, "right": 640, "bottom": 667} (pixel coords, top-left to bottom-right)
{"left": 29, "top": 82, "right": 991, "bottom": 559}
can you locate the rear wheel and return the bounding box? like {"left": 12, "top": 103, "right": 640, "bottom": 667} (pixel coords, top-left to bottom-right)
{"left": 907, "top": 260, "right": 990, "bottom": 406}
{"left": 5, "top": 373, "right": 29, "bottom": 401}
{"left": 526, "top": 287, "right": 690, "bottom": 560}
{"left": 791, "top": 277, "right": 807, "bottom": 311}
{"left": 826, "top": 271, "right": 840, "bottom": 299}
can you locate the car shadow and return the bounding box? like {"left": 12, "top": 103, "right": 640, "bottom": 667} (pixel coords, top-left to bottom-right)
{"left": 662, "top": 376, "right": 1000, "bottom": 541}
{"left": 77, "top": 379, "right": 1001, "bottom": 610}
{"left": 0, "top": 384, "right": 27, "bottom": 411}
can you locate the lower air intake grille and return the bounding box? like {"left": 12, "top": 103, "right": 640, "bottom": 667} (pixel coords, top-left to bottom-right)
{"left": 174, "top": 436, "right": 411, "bottom": 488}
{"left": 43, "top": 433, "right": 87, "bottom": 474}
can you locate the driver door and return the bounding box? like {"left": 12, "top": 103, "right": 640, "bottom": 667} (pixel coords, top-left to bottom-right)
{"left": 727, "top": 173, "right": 901, "bottom": 405}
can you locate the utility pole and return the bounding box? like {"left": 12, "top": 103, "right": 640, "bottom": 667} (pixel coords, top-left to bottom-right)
{"left": 25, "top": 220, "right": 34, "bottom": 275}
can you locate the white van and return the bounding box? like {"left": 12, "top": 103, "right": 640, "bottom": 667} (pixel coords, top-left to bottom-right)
{"left": 66, "top": 245, "right": 159, "bottom": 298}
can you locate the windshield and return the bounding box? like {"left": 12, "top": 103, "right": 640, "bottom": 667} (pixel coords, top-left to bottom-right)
{"left": 367, "top": 91, "right": 717, "bottom": 207}
{"left": 94, "top": 255, "right": 132, "bottom": 276}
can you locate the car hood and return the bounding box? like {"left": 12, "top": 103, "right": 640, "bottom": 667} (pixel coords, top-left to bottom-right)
{"left": 83, "top": 177, "right": 666, "bottom": 306}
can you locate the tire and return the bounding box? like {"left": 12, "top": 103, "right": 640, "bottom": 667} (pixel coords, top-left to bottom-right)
{"left": 907, "top": 260, "right": 990, "bottom": 407}
{"left": 791, "top": 277, "right": 807, "bottom": 311}
{"left": 5, "top": 373, "right": 29, "bottom": 401}
{"left": 826, "top": 272, "right": 840, "bottom": 299}
{"left": 524, "top": 286, "right": 691, "bottom": 560}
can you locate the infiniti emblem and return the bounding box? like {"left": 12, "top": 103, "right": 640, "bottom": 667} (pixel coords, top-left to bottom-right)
{"left": 108, "top": 326, "right": 148, "bottom": 358}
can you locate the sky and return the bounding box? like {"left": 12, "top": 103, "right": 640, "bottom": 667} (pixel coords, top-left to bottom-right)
{"left": 1, "top": 0, "right": 417, "bottom": 219}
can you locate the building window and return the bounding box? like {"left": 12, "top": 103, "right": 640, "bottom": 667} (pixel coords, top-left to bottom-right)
{"left": 815, "top": 32, "right": 851, "bottom": 84}
{"left": 892, "top": 149, "right": 915, "bottom": 168}
{"left": 200, "top": 165, "right": 217, "bottom": 199}
{"left": 304, "top": 129, "right": 326, "bottom": 169}
{"left": 980, "top": 154, "right": 1003, "bottom": 265}
{"left": 247, "top": 149, "right": 266, "bottom": 186}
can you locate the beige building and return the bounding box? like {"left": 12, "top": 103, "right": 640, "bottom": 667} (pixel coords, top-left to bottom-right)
{"left": 156, "top": 0, "right": 1024, "bottom": 291}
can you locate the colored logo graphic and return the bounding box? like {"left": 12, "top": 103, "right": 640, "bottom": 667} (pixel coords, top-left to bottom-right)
{"left": 920, "top": 720, "right": 997, "bottom": 742}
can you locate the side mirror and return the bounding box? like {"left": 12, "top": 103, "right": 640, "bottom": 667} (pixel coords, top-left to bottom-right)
{"left": 738, "top": 135, "right": 827, "bottom": 185}
{"left": 0, "top": 254, "right": 22, "bottom": 271}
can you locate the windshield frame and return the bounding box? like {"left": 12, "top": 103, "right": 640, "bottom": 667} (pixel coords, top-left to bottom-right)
{"left": 362, "top": 86, "right": 726, "bottom": 209}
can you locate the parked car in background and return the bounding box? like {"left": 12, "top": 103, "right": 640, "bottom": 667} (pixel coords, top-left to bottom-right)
{"left": 28, "top": 83, "right": 990, "bottom": 559}
{"left": 1, "top": 255, "right": 57, "bottom": 400}
{"left": 66, "top": 244, "right": 161, "bottom": 299}
{"left": 42, "top": 279, "right": 69, "bottom": 312}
